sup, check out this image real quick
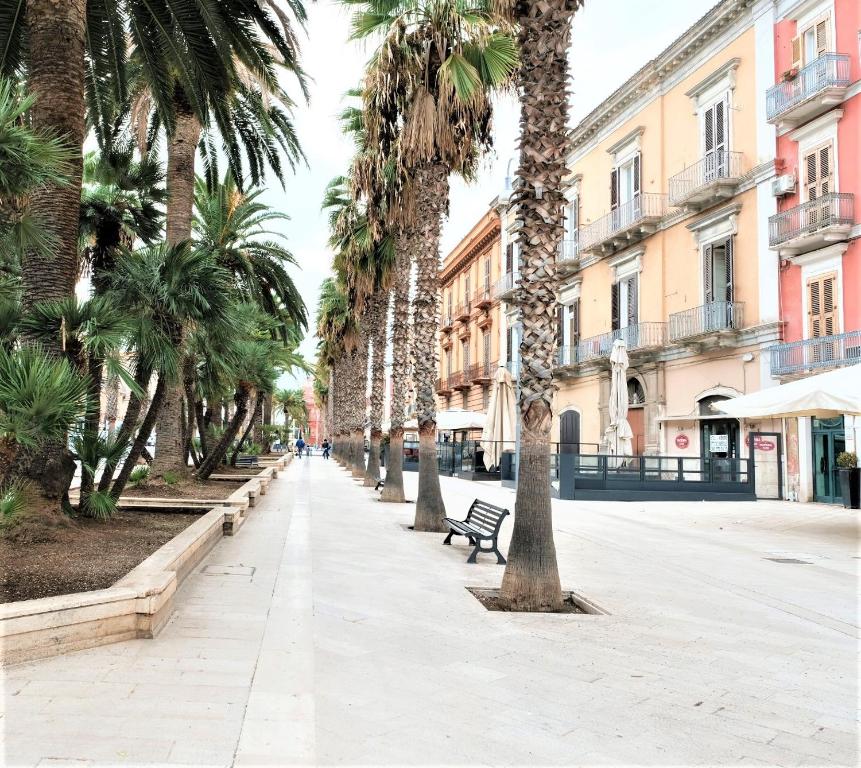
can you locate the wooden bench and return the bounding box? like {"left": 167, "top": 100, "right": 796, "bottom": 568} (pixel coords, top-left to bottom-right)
{"left": 374, "top": 479, "right": 385, "bottom": 491}
{"left": 236, "top": 455, "right": 259, "bottom": 468}
{"left": 443, "top": 499, "right": 509, "bottom": 564}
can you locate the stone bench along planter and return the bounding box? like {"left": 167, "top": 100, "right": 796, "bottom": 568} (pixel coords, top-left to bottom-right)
{"left": 0, "top": 463, "right": 287, "bottom": 666}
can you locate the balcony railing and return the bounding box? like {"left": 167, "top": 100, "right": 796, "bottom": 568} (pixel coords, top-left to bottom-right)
{"left": 580, "top": 193, "right": 667, "bottom": 255}
{"left": 473, "top": 286, "right": 493, "bottom": 308}
{"left": 668, "top": 151, "right": 743, "bottom": 208}
{"left": 494, "top": 272, "right": 518, "bottom": 300}
{"left": 468, "top": 360, "right": 496, "bottom": 383}
{"left": 768, "top": 193, "right": 854, "bottom": 248}
{"left": 769, "top": 329, "right": 861, "bottom": 377}
{"left": 558, "top": 235, "right": 579, "bottom": 271}
{"left": 577, "top": 322, "right": 667, "bottom": 364}
{"left": 435, "top": 376, "right": 452, "bottom": 394}
{"left": 505, "top": 360, "right": 519, "bottom": 378}
{"left": 668, "top": 301, "right": 744, "bottom": 342}
{"left": 453, "top": 301, "right": 471, "bottom": 321}
{"left": 766, "top": 53, "right": 851, "bottom": 123}
{"left": 450, "top": 370, "right": 471, "bottom": 390}
{"left": 556, "top": 345, "right": 578, "bottom": 367}
{"left": 441, "top": 312, "right": 454, "bottom": 331}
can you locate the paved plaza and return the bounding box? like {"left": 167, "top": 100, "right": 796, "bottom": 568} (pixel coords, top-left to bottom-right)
{"left": 2, "top": 456, "right": 858, "bottom": 766}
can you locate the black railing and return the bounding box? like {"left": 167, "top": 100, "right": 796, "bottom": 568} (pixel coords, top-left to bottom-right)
{"left": 580, "top": 193, "right": 667, "bottom": 252}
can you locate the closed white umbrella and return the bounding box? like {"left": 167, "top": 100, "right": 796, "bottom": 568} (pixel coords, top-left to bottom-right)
{"left": 481, "top": 366, "right": 517, "bottom": 470}
{"left": 713, "top": 363, "right": 861, "bottom": 418}
{"left": 603, "top": 339, "right": 634, "bottom": 461}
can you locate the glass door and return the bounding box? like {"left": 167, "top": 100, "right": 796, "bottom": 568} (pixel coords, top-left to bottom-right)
{"left": 812, "top": 417, "right": 845, "bottom": 503}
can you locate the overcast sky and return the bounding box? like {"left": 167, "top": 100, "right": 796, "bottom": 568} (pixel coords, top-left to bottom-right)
{"left": 273, "top": 0, "right": 718, "bottom": 388}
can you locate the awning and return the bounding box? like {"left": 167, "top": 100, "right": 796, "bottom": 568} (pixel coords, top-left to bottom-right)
{"left": 713, "top": 364, "right": 861, "bottom": 419}
{"left": 393, "top": 408, "right": 487, "bottom": 433}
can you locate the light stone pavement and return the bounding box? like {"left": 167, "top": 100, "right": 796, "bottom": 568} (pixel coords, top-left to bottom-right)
{"left": 2, "top": 455, "right": 858, "bottom": 767}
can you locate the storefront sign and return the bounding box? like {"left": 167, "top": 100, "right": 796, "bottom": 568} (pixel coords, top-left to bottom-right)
{"left": 745, "top": 435, "right": 775, "bottom": 452}
{"left": 674, "top": 434, "right": 689, "bottom": 449}
{"left": 710, "top": 434, "right": 729, "bottom": 453}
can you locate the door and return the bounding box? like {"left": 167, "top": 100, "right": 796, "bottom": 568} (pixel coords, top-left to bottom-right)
{"left": 748, "top": 431, "right": 783, "bottom": 500}
{"left": 703, "top": 100, "right": 727, "bottom": 181}
{"left": 812, "top": 417, "right": 845, "bottom": 503}
{"left": 807, "top": 273, "right": 838, "bottom": 364}
{"left": 803, "top": 143, "right": 832, "bottom": 227}
{"left": 560, "top": 410, "right": 580, "bottom": 454}
{"left": 628, "top": 407, "right": 645, "bottom": 455}
{"left": 701, "top": 418, "right": 740, "bottom": 482}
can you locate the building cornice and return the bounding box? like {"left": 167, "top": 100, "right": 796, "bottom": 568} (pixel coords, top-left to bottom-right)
{"left": 439, "top": 222, "right": 500, "bottom": 286}
{"left": 569, "top": 0, "right": 755, "bottom": 154}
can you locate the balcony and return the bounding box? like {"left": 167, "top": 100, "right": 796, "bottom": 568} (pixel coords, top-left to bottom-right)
{"left": 556, "top": 345, "right": 578, "bottom": 368}
{"left": 768, "top": 193, "right": 854, "bottom": 255}
{"left": 668, "top": 301, "right": 744, "bottom": 343}
{"left": 473, "top": 286, "right": 493, "bottom": 309}
{"left": 468, "top": 360, "right": 496, "bottom": 384}
{"left": 435, "top": 377, "right": 452, "bottom": 395}
{"left": 494, "top": 272, "right": 518, "bottom": 301}
{"left": 454, "top": 301, "right": 471, "bottom": 322}
{"left": 766, "top": 53, "right": 850, "bottom": 131}
{"left": 577, "top": 322, "right": 667, "bottom": 365}
{"left": 668, "top": 152, "right": 743, "bottom": 210}
{"left": 441, "top": 312, "right": 453, "bottom": 332}
{"left": 579, "top": 193, "right": 668, "bottom": 257}
{"left": 449, "top": 371, "right": 471, "bottom": 391}
{"left": 505, "top": 360, "right": 519, "bottom": 378}
{"left": 770, "top": 330, "right": 861, "bottom": 377}
{"left": 557, "top": 235, "right": 580, "bottom": 275}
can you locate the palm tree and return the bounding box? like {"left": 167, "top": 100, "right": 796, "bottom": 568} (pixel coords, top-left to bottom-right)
{"left": 492, "top": 0, "right": 583, "bottom": 611}
{"left": 350, "top": 0, "right": 518, "bottom": 531}
{"left": 274, "top": 387, "right": 308, "bottom": 441}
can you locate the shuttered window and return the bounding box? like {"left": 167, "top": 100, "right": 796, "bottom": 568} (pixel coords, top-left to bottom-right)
{"left": 796, "top": 14, "right": 831, "bottom": 66}
{"left": 464, "top": 274, "right": 470, "bottom": 304}
{"left": 613, "top": 276, "right": 638, "bottom": 330}
{"left": 557, "top": 304, "right": 565, "bottom": 347}
{"left": 611, "top": 282, "right": 621, "bottom": 330}
{"left": 482, "top": 330, "right": 490, "bottom": 365}
{"left": 569, "top": 299, "right": 580, "bottom": 347}
{"left": 704, "top": 237, "right": 734, "bottom": 303}
{"left": 462, "top": 339, "right": 470, "bottom": 370}
{"left": 610, "top": 168, "right": 618, "bottom": 210}
{"left": 704, "top": 100, "right": 727, "bottom": 180}
{"left": 483, "top": 257, "right": 491, "bottom": 291}
{"left": 808, "top": 273, "right": 838, "bottom": 339}
{"left": 626, "top": 275, "right": 638, "bottom": 327}
{"left": 506, "top": 326, "right": 513, "bottom": 363}
{"left": 804, "top": 143, "right": 832, "bottom": 201}
{"left": 505, "top": 243, "right": 513, "bottom": 274}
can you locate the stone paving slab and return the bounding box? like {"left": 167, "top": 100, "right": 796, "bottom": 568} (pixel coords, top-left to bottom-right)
{"left": 3, "top": 456, "right": 859, "bottom": 766}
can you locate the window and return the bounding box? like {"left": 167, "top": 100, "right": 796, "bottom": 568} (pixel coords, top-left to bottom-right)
{"left": 627, "top": 378, "right": 646, "bottom": 405}
{"left": 808, "top": 272, "right": 838, "bottom": 339}
{"left": 804, "top": 143, "right": 832, "bottom": 214}
{"left": 462, "top": 339, "right": 470, "bottom": 370}
{"left": 464, "top": 273, "right": 470, "bottom": 304}
{"left": 505, "top": 242, "right": 514, "bottom": 274}
{"left": 483, "top": 257, "right": 491, "bottom": 292}
{"left": 703, "top": 99, "right": 728, "bottom": 179}
{"left": 564, "top": 199, "right": 579, "bottom": 239}
{"left": 611, "top": 275, "right": 638, "bottom": 330}
{"left": 556, "top": 304, "right": 565, "bottom": 347}
{"left": 611, "top": 152, "right": 641, "bottom": 218}
{"left": 569, "top": 299, "right": 580, "bottom": 347}
{"left": 446, "top": 348, "right": 452, "bottom": 377}
{"left": 482, "top": 386, "right": 490, "bottom": 410}
{"left": 794, "top": 14, "right": 830, "bottom": 67}
{"left": 482, "top": 330, "right": 490, "bottom": 366}
{"left": 704, "top": 237, "right": 734, "bottom": 303}
{"left": 506, "top": 326, "right": 513, "bottom": 363}
{"left": 447, "top": 291, "right": 453, "bottom": 320}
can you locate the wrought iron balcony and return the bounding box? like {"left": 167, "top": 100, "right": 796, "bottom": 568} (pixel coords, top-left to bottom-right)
{"left": 450, "top": 370, "right": 471, "bottom": 390}
{"left": 668, "top": 301, "right": 744, "bottom": 342}
{"left": 557, "top": 235, "right": 580, "bottom": 275}
{"left": 473, "top": 286, "right": 493, "bottom": 309}
{"left": 668, "top": 151, "right": 743, "bottom": 209}
{"left": 577, "top": 322, "right": 667, "bottom": 364}
{"left": 768, "top": 193, "right": 854, "bottom": 255}
{"left": 453, "top": 301, "right": 472, "bottom": 322}
{"left": 468, "top": 360, "right": 496, "bottom": 384}
{"left": 441, "top": 312, "right": 454, "bottom": 332}
{"left": 766, "top": 53, "right": 850, "bottom": 130}
{"left": 769, "top": 330, "right": 861, "bottom": 377}
{"left": 556, "top": 345, "right": 578, "bottom": 368}
{"left": 435, "top": 376, "right": 452, "bottom": 395}
{"left": 494, "top": 272, "right": 518, "bottom": 301}
{"left": 579, "top": 193, "right": 667, "bottom": 257}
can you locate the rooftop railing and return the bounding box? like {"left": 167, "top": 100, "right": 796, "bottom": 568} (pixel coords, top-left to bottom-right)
{"left": 766, "top": 53, "right": 850, "bottom": 122}
{"left": 577, "top": 322, "right": 667, "bottom": 363}
{"left": 768, "top": 193, "right": 854, "bottom": 247}
{"left": 580, "top": 193, "right": 667, "bottom": 253}
{"left": 668, "top": 151, "right": 743, "bottom": 207}
{"left": 668, "top": 301, "right": 744, "bottom": 342}
{"left": 769, "top": 330, "right": 861, "bottom": 376}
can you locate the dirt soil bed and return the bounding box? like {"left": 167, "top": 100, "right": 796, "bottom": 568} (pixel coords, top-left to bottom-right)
{"left": 209, "top": 465, "right": 268, "bottom": 476}
{"left": 125, "top": 478, "right": 243, "bottom": 499}
{"left": 0, "top": 511, "right": 200, "bottom": 603}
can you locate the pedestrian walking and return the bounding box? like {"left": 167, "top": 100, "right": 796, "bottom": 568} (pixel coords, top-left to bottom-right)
{"left": 322, "top": 438, "right": 330, "bottom": 460}
{"left": 295, "top": 436, "right": 305, "bottom": 458}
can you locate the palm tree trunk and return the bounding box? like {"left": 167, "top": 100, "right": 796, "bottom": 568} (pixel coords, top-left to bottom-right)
{"left": 197, "top": 385, "right": 251, "bottom": 480}
{"left": 381, "top": 234, "right": 412, "bottom": 503}
{"left": 262, "top": 392, "right": 272, "bottom": 454}
{"left": 252, "top": 395, "right": 264, "bottom": 448}
{"left": 154, "top": 97, "right": 202, "bottom": 477}
{"left": 412, "top": 165, "right": 448, "bottom": 532}
{"left": 15, "top": 0, "right": 87, "bottom": 516}
{"left": 351, "top": 336, "right": 369, "bottom": 479}
{"left": 364, "top": 290, "right": 388, "bottom": 486}
{"left": 231, "top": 391, "right": 263, "bottom": 464}
{"left": 78, "top": 354, "right": 104, "bottom": 512}
{"left": 111, "top": 376, "right": 166, "bottom": 500}
{"left": 499, "top": 1, "right": 576, "bottom": 612}
{"left": 326, "top": 370, "right": 334, "bottom": 443}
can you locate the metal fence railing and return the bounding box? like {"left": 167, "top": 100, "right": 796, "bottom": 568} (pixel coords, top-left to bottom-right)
{"left": 580, "top": 193, "right": 667, "bottom": 252}
{"left": 668, "top": 151, "right": 743, "bottom": 206}
{"left": 769, "top": 329, "right": 861, "bottom": 376}
{"left": 766, "top": 53, "right": 850, "bottom": 122}
{"left": 668, "top": 301, "right": 744, "bottom": 341}
{"left": 577, "top": 322, "right": 667, "bottom": 363}
{"left": 493, "top": 272, "right": 518, "bottom": 300}
{"left": 558, "top": 234, "right": 579, "bottom": 268}
{"left": 453, "top": 301, "right": 472, "bottom": 321}
{"left": 768, "top": 193, "right": 854, "bottom": 247}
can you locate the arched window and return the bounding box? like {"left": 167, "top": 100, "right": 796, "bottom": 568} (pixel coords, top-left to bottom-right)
{"left": 627, "top": 378, "right": 645, "bottom": 405}
{"left": 699, "top": 394, "right": 729, "bottom": 416}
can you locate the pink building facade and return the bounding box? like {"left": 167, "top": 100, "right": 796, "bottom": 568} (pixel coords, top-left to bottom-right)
{"left": 302, "top": 378, "right": 323, "bottom": 446}
{"left": 767, "top": 0, "right": 860, "bottom": 502}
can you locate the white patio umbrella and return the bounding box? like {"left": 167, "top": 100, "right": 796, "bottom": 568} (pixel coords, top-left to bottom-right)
{"left": 481, "top": 366, "right": 517, "bottom": 470}
{"left": 603, "top": 339, "right": 634, "bottom": 461}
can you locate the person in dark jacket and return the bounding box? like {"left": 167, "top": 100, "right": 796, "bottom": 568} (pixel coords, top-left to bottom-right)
{"left": 295, "top": 437, "right": 305, "bottom": 457}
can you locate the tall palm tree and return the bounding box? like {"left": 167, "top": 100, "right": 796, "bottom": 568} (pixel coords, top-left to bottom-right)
{"left": 492, "top": 0, "right": 583, "bottom": 611}
{"left": 350, "top": 0, "right": 518, "bottom": 531}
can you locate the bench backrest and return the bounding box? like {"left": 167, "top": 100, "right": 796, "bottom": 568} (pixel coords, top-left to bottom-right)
{"left": 465, "top": 499, "right": 509, "bottom": 534}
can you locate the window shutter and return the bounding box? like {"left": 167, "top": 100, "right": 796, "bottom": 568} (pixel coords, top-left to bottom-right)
{"left": 462, "top": 339, "right": 470, "bottom": 369}
{"left": 807, "top": 273, "right": 838, "bottom": 339}
{"left": 819, "top": 145, "right": 831, "bottom": 196}
{"left": 714, "top": 101, "right": 725, "bottom": 153}
{"left": 611, "top": 282, "right": 621, "bottom": 331}
{"left": 815, "top": 16, "right": 829, "bottom": 57}
{"left": 703, "top": 243, "right": 714, "bottom": 303}
{"left": 805, "top": 149, "right": 819, "bottom": 201}
{"left": 822, "top": 274, "right": 837, "bottom": 336}
{"left": 483, "top": 330, "right": 490, "bottom": 365}
{"left": 483, "top": 258, "right": 490, "bottom": 291}
{"left": 610, "top": 168, "right": 618, "bottom": 210}
{"left": 633, "top": 152, "right": 641, "bottom": 197}
{"left": 790, "top": 35, "right": 802, "bottom": 69}
{"left": 626, "top": 276, "right": 638, "bottom": 326}
{"left": 506, "top": 326, "right": 513, "bottom": 363}
{"left": 557, "top": 304, "right": 565, "bottom": 347}
{"left": 725, "top": 237, "right": 734, "bottom": 303}
{"left": 505, "top": 243, "right": 513, "bottom": 273}
{"left": 570, "top": 299, "right": 580, "bottom": 346}
{"left": 704, "top": 106, "right": 714, "bottom": 154}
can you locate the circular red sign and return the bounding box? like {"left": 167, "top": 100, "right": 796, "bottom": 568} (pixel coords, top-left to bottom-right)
{"left": 675, "top": 434, "right": 689, "bottom": 449}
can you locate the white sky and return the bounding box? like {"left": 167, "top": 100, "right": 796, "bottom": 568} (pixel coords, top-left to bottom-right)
{"left": 273, "top": 0, "right": 719, "bottom": 388}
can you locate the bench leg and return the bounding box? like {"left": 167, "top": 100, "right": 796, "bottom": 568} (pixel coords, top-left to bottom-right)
{"left": 443, "top": 530, "right": 454, "bottom": 545}
{"left": 466, "top": 542, "right": 483, "bottom": 564}
{"left": 492, "top": 540, "right": 506, "bottom": 565}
